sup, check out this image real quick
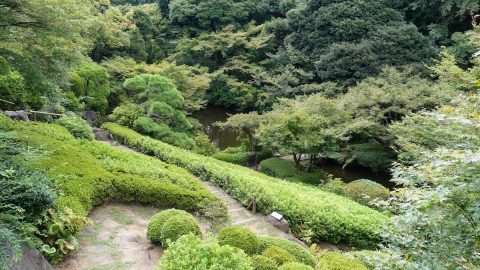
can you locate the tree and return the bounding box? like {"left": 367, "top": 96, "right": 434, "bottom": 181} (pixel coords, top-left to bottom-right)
{"left": 70, "top": 63, "right": 111, "bottom": 114}
{"left": 285, "top": 0, "right": 435, "bottom": 86}
{"left": 258, "top": 94, "right": 349, "bottom": 173}
{"left": 217, "top": 112, "right": 261, "bottom": 166}
{"left": 0, "top": 0, "right": 95, "bottom": 107}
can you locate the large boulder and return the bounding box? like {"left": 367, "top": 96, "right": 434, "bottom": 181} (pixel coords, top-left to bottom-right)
{"left": 0, "top": 239, "right": 53, "bottom": 270}
{"left": 84, "top": 110, "right": 97, "bottom": 124}
{"left": 15, "top": 110, "right": 29, "bottom": 121}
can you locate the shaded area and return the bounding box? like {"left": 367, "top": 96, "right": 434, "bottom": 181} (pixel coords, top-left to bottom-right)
{"left": 191, "top": 105, "right": 241, "bottom": 150}
{"left": 319, "top": 161, "right": 394, "bottom": 189}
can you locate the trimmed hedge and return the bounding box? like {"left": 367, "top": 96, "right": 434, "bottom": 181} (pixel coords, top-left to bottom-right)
{"left": 257, "top": 236, "right": 315, "bottom": 267}
{"left": 160, "top": 234, "right": 253, "bottom": 270}
{"left": 160, "top": 215, "right": 201, "bottom": 247}
{"left": 259, "top": 158, "right": 297, "bottom": 178}
{"left": 56, "top": 116, "right": 94, "bottom": 140}
{"left": 213, "top": 147, "right": 273, "bottom": 166}
{"left": 103, "top": 123, "right": 388, "bottom": 249}
{"left": 316, "top": 252, "right": 368, "bottom": 270}
{"left": 262, "top": 246, "right": 295, "bottom": 265}
{"left": 147, "top": 209, "right": 191, "bottom": 244}
{"left": 344, "top": 179, "right": 389, "bottom": 206}
{"left": 217, "top": 226, "right": 259, "bottom": 255}
{"left": 251, "top": 255, "right": 277, "bottom": 270}
{"left": 279, "top": 262, "right": 313, "bottom": 270}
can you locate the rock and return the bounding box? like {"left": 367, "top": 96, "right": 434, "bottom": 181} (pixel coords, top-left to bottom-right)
{"left": 15, "top": 110, "right": 29, "bottom": 122}
{"left": 65, "top": 111, "right": 76, "bottom": 116}
{"left": 4, "top": 111, "right": 21, "bottom": 120}
{"left": 1, "top": 239, "right": 53, "bottom": 270}
{"left": 84, "top": 110, "right": 96, "bottom": 124}
{"left": 93, "top": 127, "right": 109, "bottom": 141}
{"left": 266, "top": 214, "right": 290, "bottom": 233}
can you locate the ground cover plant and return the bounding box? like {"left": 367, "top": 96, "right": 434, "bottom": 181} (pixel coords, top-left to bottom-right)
{"left": 103, "top": 123, "right": 388, "bottom": 249}
{"left": 0, "top": 115, "right": 223, "bottom": 265}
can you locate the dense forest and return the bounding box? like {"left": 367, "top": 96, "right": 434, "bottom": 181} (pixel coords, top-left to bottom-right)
{"left": 1, "top": 0, "right": 479, "bottom": 269}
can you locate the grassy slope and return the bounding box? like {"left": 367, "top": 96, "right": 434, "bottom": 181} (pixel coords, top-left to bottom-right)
{"left": 103, "top": 123, "right": 388, "bottom": 249}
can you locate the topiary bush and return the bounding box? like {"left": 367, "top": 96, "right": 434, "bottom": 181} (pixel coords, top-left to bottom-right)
{"left": 344, "top": 179, "right": 389, "bottom": 206}
{"left": 257, "top": 236, "right": 315, "bottom": 267}
{"left": 56, "top": 116, "right": 94, "bottom": 140}
{"left": 316, "top": 252, "right": 368, "bottom": 270}
{"left": 217, "top": 226, "right": 259, "bottom": 255}
{"left": 160, "top": 234, "right": 253, "bottom": 270}
{"left": 262, "top": 246, "right": 295, "bottom": 265}
{"left": 160, "top": 214, "right": 201, "bottom": 247}
{"left": 147, "top": 209, "right": 191, "bottom": 244}
{"left": 279, "top": 262, "right": 313, "bottom": 270}
{"left": 251, "top": 255, "right": 277, "bottom": 270}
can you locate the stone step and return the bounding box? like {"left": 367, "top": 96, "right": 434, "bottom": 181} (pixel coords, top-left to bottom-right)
{"left": 231, "top": 217, "right": 258, "bottom": 226}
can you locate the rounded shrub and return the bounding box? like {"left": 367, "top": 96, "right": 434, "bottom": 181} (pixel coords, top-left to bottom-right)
{"left": 316, "top": 252, "right": 368, "bottom": 270}
{"left": 147, "top": 209, "right": 191, "bottom": 244}
{"left": 279, "top": 262, "right": 313, "bottom": 270}
{"left": 258, "top": 236, "right": 316, "bottom": 267}
{"left": 217, "top": 226, "right": 259, "bottom": 255}
{"left": 262, "top": 246, "right": 295, "bottom": 265}
{"left": 344, "top": 179, "right": 389, "bottom": 206}
{"left": 56, "top": 116, "right": 94, "bottom": 140}
{"left": 161, "top": 214, "right": 201, "bottom": 247}
{"left": 160, "top": 234, "right": 253, "bottom": 270}
{"left": 251, "top": 255, "right": 277, "bottom": 270}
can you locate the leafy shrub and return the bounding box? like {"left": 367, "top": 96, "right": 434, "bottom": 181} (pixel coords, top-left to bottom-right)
{"left": 262, "top": 246, "right": 295, "bottom": 265}
{"left": 109, "top": 103, "right": 145, "bottom": 127}
{"left": 251, "top": 255, "right": 277, "bottom": 270}
{"left": 217, "top": 226, "right": 259, "bottom": 255}
{"left": 160, "top": 234, "right": 253, "bottom": 270}
{"left": 319, "top": 178, "right": 346, "bottom": 195}
{"left": 134, "top": 116, "right": 171, "bottom": 138}
{"left": 103, "top": 123, "right": 388, "bottom": 249}
{"left": 147, "top": 209, "right": 191, "bottom": 244}
{"left": 344, "top": 179, "right": 389, "bottom": 206}
{"left": 279, "top": 262, "right": 313, "bottom": 270}
{"left": 316, "top": 252, "right": 368, "bottom": 270}
{"left": 193, "top": 132, "right": 219, "bottom": 156}
{"left": 160, "top": 215, "right": 201, "bottom": 247}
{"left": 212, "top": 148, "right": 249, "bottom": 165}
{"left": 257, "top": 236, "right": 315, "bottom": 267}
{"left": 259, "top": 158, "right": 297, "bottom": 178}
{"left": 343, "top": 143, "right": 395, "bottom": 172}
{"left": 56, "top": 116, "right": 94, "bottom": 140}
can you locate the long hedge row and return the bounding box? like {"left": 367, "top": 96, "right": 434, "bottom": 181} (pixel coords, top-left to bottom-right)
{"left": 0, "top": 114, "right": 222, "bottom": 225}
{"left": 103, "top": 123, "right": 388, "bottom": 249}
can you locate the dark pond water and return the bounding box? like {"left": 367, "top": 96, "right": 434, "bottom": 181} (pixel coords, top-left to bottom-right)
{"left": 191, "top": 105, "right": 242, "bottom": 150}
{"left": 192, "top": 105, "right": 394, "bottom": 187}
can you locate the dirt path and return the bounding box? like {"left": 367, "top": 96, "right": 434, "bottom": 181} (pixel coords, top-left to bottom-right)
{"left": 56, "top": 203, "right": 162, "bottom": 270}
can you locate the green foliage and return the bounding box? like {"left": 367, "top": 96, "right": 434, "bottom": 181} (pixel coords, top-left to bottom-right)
{"left": 147, "top": 209, "right": 191, "bottom": 244}
{"left": 262, "top": 246, "right": 295, "bottom": 265}
{"left": 257, "top": 236, "right": 316, "bottom": 267}
{"left": 192, "top": 132, "right": 219, "bottom": 156}
{"left": 160, "top": 234, "right": 253, "bottom": 270}
{"left": 278, "top": 262, "right": 313, "bottom": 270}
{"left": 160, "top": 214, "right": 201, "bottom": 247}
{"left": 104, "top": 123, "right": 388, "bottom": 249}
{"left": 217, "top": 226, "right": 259, "bottom": 255}
{"left": 316, "top": 252, "right": 368, "bottom": 270}
{"left": 124, "top": 74, "right": 184, "bottom": 109}
{"left": 251, "top": 255, "right": 277, "bottom": 270}
{"left": 344, "top": 180, "right": 389, "bottom": 207}
{"left": 342, "top": 143, "right": 395, "bottom": 172}
{"left": 259, "top": 158, "right": 296, "bottom": 178}
{"left": 108, "top": 103, "right": 146, "bottom": 127}
{"left": 212, "top": 147, "right": 249, "bottom": 165}
{"left": 286, "top": 0, "right": 435, "bottom": 85}
{"left": 56, "top": 116, "right": 94, "bottom": 140}
{"left": 0, "top": 57, "right": 27, "bottom": 110}
{"left": 319, "top": 178, "right": 346, "bottom": 196}
{"left": 71, "top": 63, "right": 111, "bottom": 113}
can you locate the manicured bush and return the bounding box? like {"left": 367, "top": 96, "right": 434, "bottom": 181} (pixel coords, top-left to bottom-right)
{"left": 109, "top": 103, "right": 145, "bottom": 127}
{"left": 260, "top": 158, "right": 297, "bottom": 178}
{"left": 160, "top": 234, "right": 253, "bottom": 270}
{"left": 257, "top": 236, "right": 315, "bottom": 267}
{"left": 56, "top": 116, "right": 94, "bottom": 140}
{"left": 251, "top": 255, "right": 277, "bottom": 270}
{"left": 344, "top": 179, "right": 389, "bottom": 206}
{"left": 279, "top": 262, "right": 313, "bottom": 270}
{"left": 160, "top": 214, "right": 201, "bottom": 247}
{"left": 316, "top": 252, "right": 368, "bottom": 270}
{"left": 217, "top": 226, "right": 259, "bottom": 255}
{"left": 103, "top": 123, "right": 388, "bottom": 249}
{"left": 262, "top": 246, "right": 295, "bottom": 265}
{"left": 147, "top": 209, "right": 191, "bottom": 244}
{"left": 212, "top": 148, "right": 249, "bottom": 165}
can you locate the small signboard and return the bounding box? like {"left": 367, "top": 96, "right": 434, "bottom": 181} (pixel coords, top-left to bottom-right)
{"left": 271, "top": 212, "right": 283, "bottom": 220}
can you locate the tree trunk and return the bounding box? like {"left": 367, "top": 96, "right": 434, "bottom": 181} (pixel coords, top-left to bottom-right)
{"left": 293, "top": 153, "right": 302, "bottom": 174}
{"left": 308, "top": 154, "right": 317, "bottom": 173}
{"left": 249, "top": 134, "right": 258, "bottom": 169}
